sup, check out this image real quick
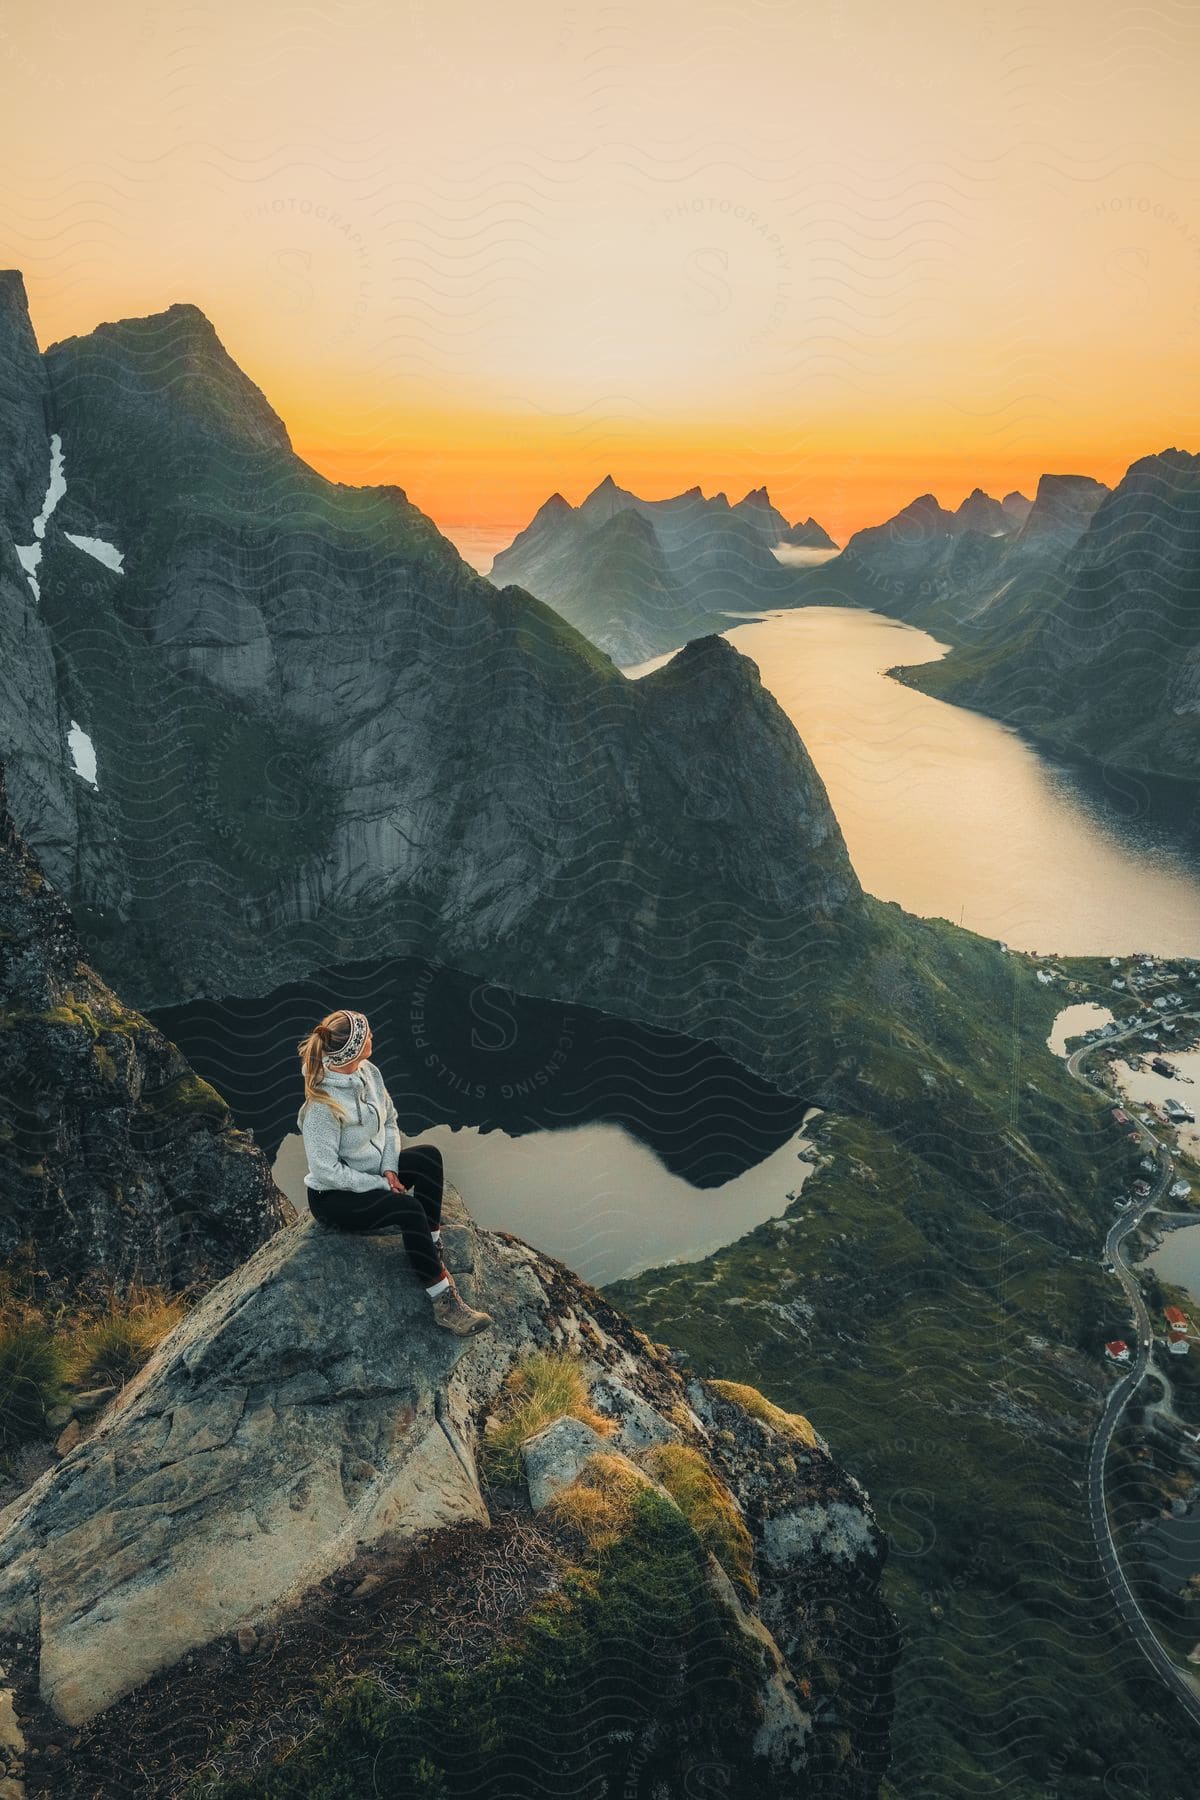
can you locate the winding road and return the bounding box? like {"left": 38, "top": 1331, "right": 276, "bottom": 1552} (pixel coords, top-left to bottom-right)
{"left": 1065, "top": 1006, "right": 1200, "bottom": 1723}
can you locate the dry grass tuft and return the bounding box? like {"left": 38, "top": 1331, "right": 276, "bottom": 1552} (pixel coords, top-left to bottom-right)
{"left": 708, "top": 1378, "right": 819, "bottom": 1449}
{"left": 637, "top": 1443, "right": 758, "bottom": 1597}
{"left": 542, "top": 1451, "right": 654, "bottom": 1551}
{"left": 482, "top": 1347, "right": 617, "bottom": 1484}
{"left": 63, "top": 1281, "right": 186, "bottom": 1390}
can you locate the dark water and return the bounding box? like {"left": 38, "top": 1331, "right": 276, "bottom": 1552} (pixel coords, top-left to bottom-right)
{"left": 151, "top": 955, "right": 820, "bottom": 1285}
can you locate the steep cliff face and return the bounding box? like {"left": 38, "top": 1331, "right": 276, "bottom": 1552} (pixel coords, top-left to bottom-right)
{"left": 893, "top": 449, "right": 1200, "bottom": 786}
{"left": 0, "top": 766, "right": 292, "bottom": 1291}
{"left": 0, "top": 1185, "right": 896, "bottom": 1794}
{"left": 0, "top": 275, "right": 78, "bottom": 887}
{"left": 490, "top": 473, "right": 823, "bottom": 660}
{"left": 0, "top": 273, "right": 864, "bottom": 1099}
{"left": 793, "top": 472, "right": 1110, "bottom": 641}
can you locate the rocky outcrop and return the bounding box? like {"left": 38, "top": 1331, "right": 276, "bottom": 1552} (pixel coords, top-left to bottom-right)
{"left": 490, "top": 473, "right": 822, "bottom": 661}
{"left": 892, "top": 449, "right": 1200, "bottom": 788}
{"left": 0, "top": 274, "right": 864, "bottom": 1100}
{"left": 0, "top": 764, "right": 291, "bottom": 1291}
{"left": 0, "top": 1183, "right": 896, "bottom": 1791}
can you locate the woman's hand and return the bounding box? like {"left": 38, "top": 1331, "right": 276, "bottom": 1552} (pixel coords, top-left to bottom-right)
{"left": 385, "top": 1171, "right": 410, "bottom": 1194}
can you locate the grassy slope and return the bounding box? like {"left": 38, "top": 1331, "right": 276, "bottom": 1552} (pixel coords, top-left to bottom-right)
{"left": 605, "top": 900, "right": 1200, "bottom": 1795}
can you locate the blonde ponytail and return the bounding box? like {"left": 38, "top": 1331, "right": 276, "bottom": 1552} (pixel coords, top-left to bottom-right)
{"left": 297, "top": 1011, "right": 354, "bottom": 1120}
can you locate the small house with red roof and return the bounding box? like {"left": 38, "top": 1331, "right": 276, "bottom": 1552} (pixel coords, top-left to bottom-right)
{"left": 1105, "top": 1340, "right": 1131, "bottom": 1363}
{"left": 1165, "top": 1306, "right": 1190, "bottom": 1334}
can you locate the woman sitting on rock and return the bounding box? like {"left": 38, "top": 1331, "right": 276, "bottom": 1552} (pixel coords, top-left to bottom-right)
{"left": 297, "top": 1009, "right": 493, "bottom": 1335}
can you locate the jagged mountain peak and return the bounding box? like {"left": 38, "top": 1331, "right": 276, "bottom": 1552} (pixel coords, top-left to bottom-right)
{"left": 1122, "top": 444, "right": 1200, "bottom": 478}
{"left": 45, "top": 293, "right": 293, "bottom": 457}
{"left": 526, "top": 490, "right": 576, "bottom": 527}
{"left": 889, "top": 493, "right": 956, "bottom": 534}
{"left": 47, "top": 296, "right": 220, "bottom": 360}
{"left": 954, "top": 488, "right": 1011, "bottom": 535}
{"left": 577, "top": 472, "right": 641, "bottom": 524}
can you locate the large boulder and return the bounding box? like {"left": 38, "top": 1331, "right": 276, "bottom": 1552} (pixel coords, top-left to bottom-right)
{"left": 0, "top": 1185, "right": 896, "bottom": 1784}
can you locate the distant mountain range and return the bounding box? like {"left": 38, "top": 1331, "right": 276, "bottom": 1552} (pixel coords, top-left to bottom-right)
{"left": 783, "top": 452, "right": 1200, "bottom": 788}
{"left": 489, "top": 476, "right": 837, "bottom": 664}
{"left": 887, "top": 449, "right": 1200, "bottom": 785}
{"left": 790, "top": 476, "right": 1110, "bottom": 633}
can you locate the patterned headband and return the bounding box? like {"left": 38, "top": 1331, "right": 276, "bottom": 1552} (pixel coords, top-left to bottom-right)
{"left": 322, "top": 1010, "right": 370, "bottom": 1070}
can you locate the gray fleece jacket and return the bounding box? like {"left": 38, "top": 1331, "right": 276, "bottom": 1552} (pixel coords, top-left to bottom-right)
{"left": 299, "top": 1060, "right": 402, "bottom": 1192}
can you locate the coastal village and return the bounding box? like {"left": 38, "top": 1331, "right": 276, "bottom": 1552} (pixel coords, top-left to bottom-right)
{"left": 1029, "top": 943, "right": 1200, "bottom": 1675}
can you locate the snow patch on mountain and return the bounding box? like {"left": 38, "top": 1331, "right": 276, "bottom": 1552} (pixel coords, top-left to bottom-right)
{"left": 65, "top": 532, "right": 124, "bottom": 573}
{"left": 14, "top": 432, "right": 67, "bottom": 600}
{"left": 67, "top": 721, "right": 98, "bottom": 788}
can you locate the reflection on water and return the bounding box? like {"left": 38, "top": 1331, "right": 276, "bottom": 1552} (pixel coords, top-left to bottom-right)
{"left": 151, "top": 956, "right": 819, "bottom": 1286}
{"left": 1146, "top": 1225, "right": 1200, "bottom": 1300}
{"left": 628, "top": 607, "right": 1200, "bottom": 955}
{"left": 1046, "top": 1002, "right": 1114, "bottom": 1058}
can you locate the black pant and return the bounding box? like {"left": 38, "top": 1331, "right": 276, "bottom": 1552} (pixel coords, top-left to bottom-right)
{"left": 307, "top": 1143, "right": 446, "bottom": 1286}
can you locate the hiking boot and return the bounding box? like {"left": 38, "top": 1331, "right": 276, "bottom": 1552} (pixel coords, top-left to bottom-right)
{"left": 429, "top": 1271, "right": 493, "bottom": 1335}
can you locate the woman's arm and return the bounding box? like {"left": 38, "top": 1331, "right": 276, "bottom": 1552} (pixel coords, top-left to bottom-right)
{"left": 379, "top": 1073, "right": 402, "bottom": 1175}
{"left": 301, "top": 1101, "right": 390, "bottom": 1193}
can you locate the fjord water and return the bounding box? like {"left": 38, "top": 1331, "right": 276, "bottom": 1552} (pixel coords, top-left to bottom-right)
{"left": 151, "top": 958, "right": 819, "bottom": 1287}
{"left": 629, "top": 607, "right": 1200, "bottom": 956}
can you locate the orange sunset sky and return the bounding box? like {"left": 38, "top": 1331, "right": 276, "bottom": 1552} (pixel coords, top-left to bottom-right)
{"left": 3, "top": 1, "right": 1199, "bottom": 564}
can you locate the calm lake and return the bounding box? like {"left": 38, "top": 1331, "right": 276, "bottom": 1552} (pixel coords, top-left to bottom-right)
{"left": 155, "top": 602, "right": 1200, "bottom": 1284}
{"left": 151, "top": 956, "right": 819, "bottom": 1287}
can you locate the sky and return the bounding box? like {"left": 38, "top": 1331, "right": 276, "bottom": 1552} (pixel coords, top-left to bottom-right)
{"left": 3, "top": 0, "right": 1199, "bottom": 560}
